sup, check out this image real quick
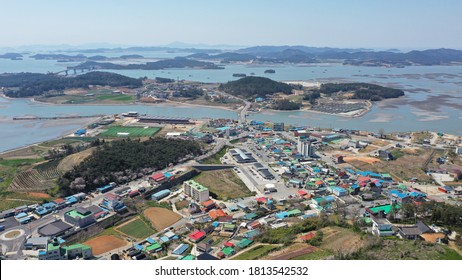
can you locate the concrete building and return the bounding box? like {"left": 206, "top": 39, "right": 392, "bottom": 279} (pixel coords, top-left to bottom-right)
{"left": 371, "top": 218, "right": 394, "bottom": 237}
{"left": 100, "top": 193, "right": 125, "bottom": 212}
{"left": 184, "top": 180, "right": 209, "bottom": 203}
{"left": 297, "top": 138, "right": 315, "bottom": 158}
{"left": 230, "top": 148, "right": 256, "bottom": 163}
{"left": 273, "top": 122, "right": 285, "bottom": 131}
{"left": 456, "top": 146, "right": 462, "bottom": 156}
{"left": 64, "top": 207, "right": 96, "bottom": 228}
{"left": 38, "top": 239, "right": 92, "bottom": 260}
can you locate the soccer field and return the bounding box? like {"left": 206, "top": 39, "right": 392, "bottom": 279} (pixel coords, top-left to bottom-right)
{"left": 98, "top": 126, "right": 161, "bottom": 138}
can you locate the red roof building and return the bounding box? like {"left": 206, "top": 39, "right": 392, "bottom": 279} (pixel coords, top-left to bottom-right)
{"left": 248, "top": 220, "right": 262, "bottom": 229}
{"left": 209, "top": 209, "right": 227, "bottom": 220}
{"left": 300, "top": 232, "right": 315, "bottom": 241}
{"left": 297, "top": 189, "right": 308, "bottom": 196}
{"left": 202, "top": 200, "right": 216, "bottom": 210}
{"left": 358, "top": 176, "right": 371, "bottom": 183}
{"left": 188, "top": 230, "right": 206, "bottom": 243}
{"left": 256, "top": 197, "right": 267, "bottom": 204}
{"left": 150, "top": 173, "right": 166, "bottom": 182}
{"left": 54, "top": 198, "right": 66, "bottom": 205}
{"left": 224, "top": 241, "right": 234, "bottom": 247}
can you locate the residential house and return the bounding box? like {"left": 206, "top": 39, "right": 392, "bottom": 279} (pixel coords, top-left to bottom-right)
{"left": 371, "top": 218, "right": 394, "bottom": 237}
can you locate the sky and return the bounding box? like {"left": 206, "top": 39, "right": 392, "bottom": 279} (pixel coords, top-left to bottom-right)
{"left": 0, "top": 0, "right": 461, "bottom": 50}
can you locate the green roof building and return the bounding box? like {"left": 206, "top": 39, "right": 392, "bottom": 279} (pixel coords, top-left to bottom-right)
{"left": 236, "top": 238, "right": 253, "bottom": 249}
{"left": 221, "top": 247, "right": 235, "bottom": 256}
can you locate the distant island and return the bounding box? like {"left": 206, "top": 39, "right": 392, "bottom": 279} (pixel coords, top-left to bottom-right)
{"left": 320, "top": 83, "right": 405, "bottom": 101}
{"left": 264, "top": 69, "right": 276, "bottom": 74}
{"left": 184, "top": 46, "right": 462, "bottom": 67}
{"left": 232, "top": 73, "right": 246, "bottom": 77}
{"left": 219, "top": 76, "right": 293, "bottom": 99}
{"left": 0, "top": 53, "right": 23, "bottom": 60}
{"left": 78, "top": 57, "right": 223, "bottom": 70}
{"left": 0, "top": 71, "right": 143, "bottom": 98}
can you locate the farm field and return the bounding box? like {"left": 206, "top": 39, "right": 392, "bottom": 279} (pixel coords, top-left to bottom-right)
{"left": 346, "top": 148, "right": 443, "bottom": 182}
{"left": 320, "top": 226, "right": 366, "bottom": 255}
{"left": 194, "top": 169, "right": 252, "bottom": 200}
{"left": 83, "top": 235, "right": 128, "bottom": 255}
{"left": 232, "top": 244, "right": 280, "bottom": 260}
{"left": 143, "top": 207, "right": 181, "bottom": 231}
{"left": 0, "top": 158, "right": 51, "bottom": 210}
{"left": 98, "top": 126, "right": 161, "bottom": 138}
{"left": 290, "top": 249, "right": 333, "bottom": 260}
{"left": 116, "top": 217, "right": 155, "bottom": 239}
{"left": 264, "top": 243, "right": 317, "bottom": 260}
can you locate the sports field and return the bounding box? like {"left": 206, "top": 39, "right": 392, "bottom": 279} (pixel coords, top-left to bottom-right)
{"left": 116, "top": 217, "right": 155, "bottom": 239}
{"left": 98, "top": 126, "right": 161, "bottom": 138}
{"left": 83, "top": 235, "right": 128, "bottom": 255}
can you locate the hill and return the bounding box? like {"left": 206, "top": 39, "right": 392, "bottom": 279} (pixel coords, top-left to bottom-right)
{"left": 218, "top": 76, "right": 293, "bottom": 99}
{"left": 320, "top": 83, "right": 405, "bottom": 101}
{"left": 236, "top": 46, "right": 462, "bottom": 66}
{"left": 0, "top": 71, "right": 143, "bottom": 98}
{"left": 58, "top": 138, "right": 202, "bottom": 194}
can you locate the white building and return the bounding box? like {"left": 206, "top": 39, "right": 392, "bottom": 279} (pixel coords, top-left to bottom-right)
{"left": 297, "top": 138, "right": 315, "bottom": 158}
{"left": 371, "top": 218, "right": 394, "bottom": 237}
{"left": 456, "top": 146, "right": 462, "bottom": 156}
{"left": 184, "top": 180, "right": 210, "bottom": 203}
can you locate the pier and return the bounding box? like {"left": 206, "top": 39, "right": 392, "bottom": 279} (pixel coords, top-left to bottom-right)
{"left": 13, "top": 115, "right": 104, "bottom": 120}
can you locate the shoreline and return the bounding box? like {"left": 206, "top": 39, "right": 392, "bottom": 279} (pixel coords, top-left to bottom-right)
{"left": 260, "top": 100, "right": 373, "bottom": 118}
{"left": 22, "top": 94, "right": 241, "bottom": 113}
{"left": 25, "top": 94, "right": 373, "bottom": 119}
{"left": 0, "top": 116, "right": 100, "bottom": 155}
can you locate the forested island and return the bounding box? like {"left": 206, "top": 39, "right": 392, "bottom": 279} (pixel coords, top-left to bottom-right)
{"left": 0, "top": 53, "right": 23, "bottom": 60}
{"left": 320, "top": 83, "right": 405, "bottom": 101}
{"left": 58, "top": 138, "right": 203, "bottom": 194}
{"left": 78, "top": 57, "right": 223, "bottom": 70}
{"left": 219, "top": 76, "right": 293, "bottom": 99}
{"left": 271, "top": 99, "right": 302, "bottom": 110}
{"left": 0, "top": 71, "right": 143, "bottom": 98}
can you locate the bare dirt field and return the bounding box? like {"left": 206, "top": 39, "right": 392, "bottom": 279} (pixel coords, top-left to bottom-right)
{"left": 344, "top": 156, "right": 380, "bottom": 165}
{"left": 267, "top": 243, "right": 318, "bottom": 260}
{"left": 58, "top": 148, "right": 95, "bottom": 172}
{"left": 143, "top": 207, "right": 181, "bottom": 230}
{"left": 320, "top": 226, "right": 365, "bottom": 255}
{"left": 346, "top": 148, "right": 442, "bottom": 182}
{"left": 83, "top": 235, "right": 128, "bottom": 255}
{"left": 25, "top": 192, "right": 51, "bottom": 199}
{"left": 194, "top": 169, "right": 252, "bottom": 200}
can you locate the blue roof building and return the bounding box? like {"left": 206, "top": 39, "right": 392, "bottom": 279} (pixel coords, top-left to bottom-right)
{"left": 172, "top": 243, "right": 189, "bottom": 255}
{"left": 275, "top": 212, "right": 289, "bottom": 219}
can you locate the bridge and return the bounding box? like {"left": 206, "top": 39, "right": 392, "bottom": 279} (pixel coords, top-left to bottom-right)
{"left": 53, "top": 65, "right": 96, "bottom": 76}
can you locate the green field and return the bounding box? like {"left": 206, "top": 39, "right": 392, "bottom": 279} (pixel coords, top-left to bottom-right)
{"left": 232, "top": 245, "right": 279, "bottom": 260}
{"left": 0, "top": 158, "right": 47, "bottom": 211}
{"left": 291, "top": 249, "right": 333, "bottom": 260}
{"left": 95, "top": 94, "right": 134, "bottom": 102}
{"left": 117, "top": 218, "right": 155, "bottom": 239}
{"left": 194, "top": 169, "right": 253, "bottom": 200}
{"left": 98, "top": 126, "right": 161, "bottom": 138}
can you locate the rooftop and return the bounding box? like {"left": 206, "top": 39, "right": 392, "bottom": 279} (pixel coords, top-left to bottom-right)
{"left": 64, "top": 244, "right": 91, "bottom": 251}
{"left": 185, "top": 180, "right": 208, "bottom": 191}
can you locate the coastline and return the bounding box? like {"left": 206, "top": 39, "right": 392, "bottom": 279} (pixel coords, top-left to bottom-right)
{"left": 261, "top": 100, "right": 373, "bottom": 118}
{"left": 0, "top": 116, "right": 100, "bottom": 155}
{"left": 4, "top": 91, "right": 376, "bottom": 120}
{"left": 25, "top": 95, "right": 240, "bottom": 113}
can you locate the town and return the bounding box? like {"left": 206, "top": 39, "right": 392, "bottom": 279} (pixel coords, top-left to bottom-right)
{"left": 1, "top": 110, "right": 462, "bottom": 261}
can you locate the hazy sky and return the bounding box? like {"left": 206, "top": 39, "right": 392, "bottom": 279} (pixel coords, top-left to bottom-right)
{"left": 1, "top": 0, "right": 461, "bottom": 49}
